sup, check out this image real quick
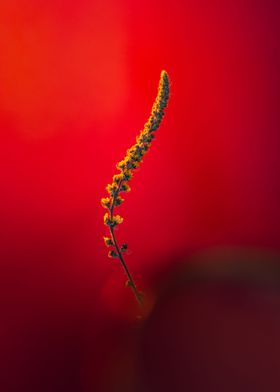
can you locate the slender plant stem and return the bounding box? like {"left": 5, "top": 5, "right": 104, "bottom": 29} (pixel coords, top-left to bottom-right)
{"left": 109, "top": 179, "right": 143, "bottom": 305}
{"left": 109, "top": 226, "right": 143, "bottom": 304}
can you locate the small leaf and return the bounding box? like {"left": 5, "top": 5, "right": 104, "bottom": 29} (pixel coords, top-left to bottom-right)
{"left": 112, "top": 174, "right": 123, "bottom": 184}
{"left": 103, "top": 236, "right": 114, "bottom": 247}
{"left": 112, "top": 215, "right": 123, "bottom": 226}
{"left": 120, "top": 243, "right": 128, "bottom": 252}
{"left": 116, "top": 160, "right": 126, "bottom": 170}
{"left": 120, "top": 183, "right": 131, "bottom": 193}
{"left": 101, "top": 197, "right": 111, "bottom": 209}
{"left": 106, "top": 183, "right": 118, "bottom": 197}
{"left": 125, "top": 280, "right": 133, "bottom": 288}
{"left": 103, "top": 213, "right": 111, "bottom": 226}
{"left": 108, "top": 250, "right": 118, "bottom": 258}
{"left": 114, "top": 196, "right": 124, "bottom": 206}
{"left": 123, "top": 170, "right": 132, "bottom": 181}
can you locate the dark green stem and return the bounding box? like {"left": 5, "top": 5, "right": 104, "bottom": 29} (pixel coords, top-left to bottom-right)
{"left": 109, "top": 225, "right": 143, "bottom": 305}
{"left": 108, "top": 180, "right": 143, "bottom": 305}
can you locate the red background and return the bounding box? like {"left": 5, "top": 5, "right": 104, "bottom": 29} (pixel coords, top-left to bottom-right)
{"left": 0, "top": 0, "right": 280, "bottom": 391}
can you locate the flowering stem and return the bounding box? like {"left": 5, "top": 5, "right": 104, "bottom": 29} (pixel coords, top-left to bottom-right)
{"left": 101, "top": 70, "right": 170, "bottom": 306}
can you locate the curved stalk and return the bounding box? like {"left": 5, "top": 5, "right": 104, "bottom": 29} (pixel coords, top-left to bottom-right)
{"left": 101, "top": 70, "right": 170, "bottom": 304}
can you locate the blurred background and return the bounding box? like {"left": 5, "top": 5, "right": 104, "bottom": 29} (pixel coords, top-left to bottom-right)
{"left": 0, "top": 0, "right": 279, "bottom": 391}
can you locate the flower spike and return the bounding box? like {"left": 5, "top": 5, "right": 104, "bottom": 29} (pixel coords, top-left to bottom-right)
{"left": 101, "top": 70, "right": 170, "bottom": 305}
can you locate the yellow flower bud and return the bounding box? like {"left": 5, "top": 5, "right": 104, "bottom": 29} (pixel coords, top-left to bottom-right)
{"left": 101, "top": 197, "right": 111, "bottom": 209}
